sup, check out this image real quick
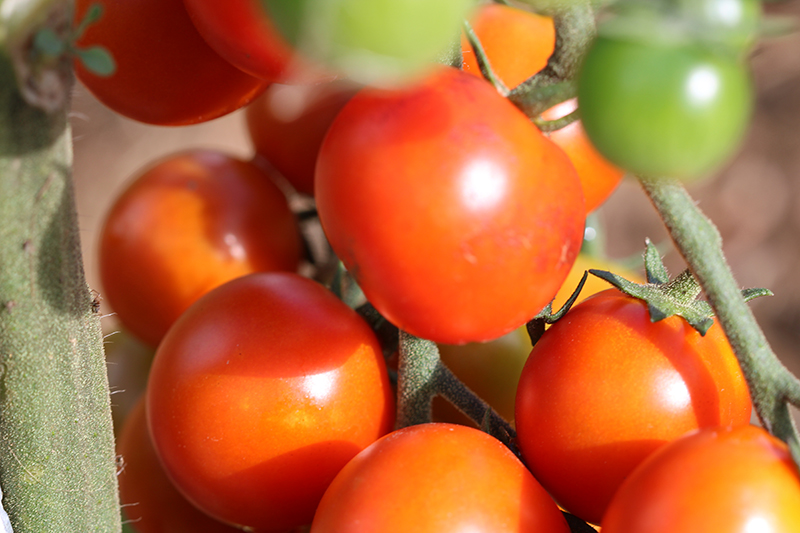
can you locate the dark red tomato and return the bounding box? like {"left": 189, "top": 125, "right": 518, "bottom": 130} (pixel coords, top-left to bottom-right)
{"left": 542, "top": 99, "right": 625, "bottom": 214}
{"left": 147, "top": 273, "right": 395, "bottom": 532}
{"left": 181, "top": 0, "right": 329, "bottom": 82}
{"left": 74, "top": 0, "right": 267, "bottom": 125}
{"left": 316, "top": 67, "right": 585, "bottom": 344}
{"left": 310, "top": 423, "right": 571, "bottom": 533}
{"left": 602, "top": 425, "right": 800, "bottom": 532}
{"left": 515, "top": 289, "right": 752, "bottom": 525}
{"left": 246, "top": 80, "right": 358, "bottom": 196}
{"left": 461, "top": 3, "right": 554, "bottom": 89}
{"left": 99, "top": 150, "right": 302, "bottom": 347}
{"left": 118, "top": 400, "right": 245, "bottom": 533}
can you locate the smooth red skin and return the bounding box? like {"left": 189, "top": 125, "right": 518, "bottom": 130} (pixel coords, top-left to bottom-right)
{"left": 146, "top": 273, "right": 395, "bottom": 532}
{"left": 246, "top": 81, "right": 358, "bottom": 196}
{"left": 99, "top": 150, "right": 303, "bottom": 347}
{"left": 457, "top": 3, "right": 622, "bottom": 214}
{"left": 182, "top": 0, "right": 328, "bottom": 81}
{"left": 74, "top": 0, "right": 267, "bottom": 125}
{"left": 310, "top": 423, "right": 571, "bottom": 533}
{"left": 542, "top": 99, "right": 625, "bottom": 214}
{"left": 118, "top": 400, "right": 246, "bottom": 533}
{"left": 515, "top": 289, "right": 753, "bottom": 525}
{"left": 461, "top": 4, "right": 555, "bottom": 89}
{"left": 602, "top": 425, "right": 800, "bottom": 532}
{"left": 316, "top": 67, "right": 585, "bottom": 344}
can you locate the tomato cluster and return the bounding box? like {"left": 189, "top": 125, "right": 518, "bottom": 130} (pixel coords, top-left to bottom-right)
{"left": 77, "top": 0, "right": 800, "bottom": 531}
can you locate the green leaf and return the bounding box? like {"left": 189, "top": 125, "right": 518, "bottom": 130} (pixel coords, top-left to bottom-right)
{"left": 74, "top": 3, "right": 105, "bottom": 38}
{"left": 34, "top": 28, "right": 65, "bottom": 56}
{"left": 76, "top": 46, "right": 116, "bottom": 77}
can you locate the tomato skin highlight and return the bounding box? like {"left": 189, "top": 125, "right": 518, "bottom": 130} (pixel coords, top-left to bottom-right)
{"left": 99, "top": 150, "right": 303, "bottom": 347}
{"left": 310, "top": 423, "right": 571, "bottom": 533}
{"left": 146, "top": 272, "right": 395, "bottom": 531}
{"left": 316, "top": 67, "right": 585, "bottom": 344}
{"left": 515, "top": 289, "right": 752, "bottom": 524}
{"left": 74, "top": 0, "right": 267, "bottom": 125}
{"left": 602, "top": 425, "right": 800, "bottom": 532}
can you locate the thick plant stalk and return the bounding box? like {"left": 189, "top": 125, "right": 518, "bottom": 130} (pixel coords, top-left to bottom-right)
{"left": 640, "top": 176, "right": 800, "bottom": 465}
{"left": 0, "top": 1, "right": 121, "bottom": 531}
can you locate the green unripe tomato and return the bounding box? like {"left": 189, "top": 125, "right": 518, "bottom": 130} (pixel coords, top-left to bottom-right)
{"left": 263, "top": 0, "right": 476, "bottom": 84}
{"left": 577, "top": 37, "right": 752, "bottom": 181}
{"left": 676, "top": 0, "right": 761, "bottom": 52}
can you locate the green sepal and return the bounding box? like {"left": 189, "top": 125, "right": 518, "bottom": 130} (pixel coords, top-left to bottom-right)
{"left": 75, "top": 46, "right": 115, "bottom": 76}
{"left": 33, "top": 28, "right": 65, "bottom": 57}
{"left": 73, "top": 3, "right": 104, "bottom": 39}
{"left": 589, "top": 240, "right": 774, "bottom": 336}
{"left": 644, "top": 238, "right": 669, "bottom": 284}
{"left": 526, "top": 270, "right": 589, "bottom": 346}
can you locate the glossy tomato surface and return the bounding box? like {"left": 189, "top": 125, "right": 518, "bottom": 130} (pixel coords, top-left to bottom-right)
{"left": 542, "top": 99, "right": 625, "bottom": 214}
{"left": 461, "top": 3, "right": 554, "bottom": 89}
{"left": 74, "top": 0, "right": 267, "bottom": 125}
{"left": 182, "top": 0, "right": 328, "bottom": 81}
{"left": 146, "top": 273, "right": 395, "bottom": 531}
{"left": 515, "top": 289, "right": 752, "bottom": 524}
{"left": 578, "top": 37, "right": 752, "bottom": 180}
{"left": 316, "top": 67, "right": 585, "bottom": 344}
{"left": 602, "top": 425, "right": 800, "bottom": 532}
{"left": 310, "top": 423, "right": 570, "bottom": 533}
{"left": 118, "top": 400, "right": 244, "bottom": 533}
{"left": 435, "top": 254, "right": 642, "bottom": 427}
{"left": 246, "top": 81, "right": 358, "bottom": 196}
{"left": 99, "top": 150, "right": 303, "bottom": 347}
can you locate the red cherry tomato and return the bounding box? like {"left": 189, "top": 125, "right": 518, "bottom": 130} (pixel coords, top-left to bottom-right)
{"left": 74, "top": 0, "right": 267, "bottom": 125}
{"left": 461, "top": 3, "right": 555, "bottom": 89}
{"left": 147, "top": 273, "right": 395, "bottom": 531}
{"left": 602, "top": 425, "right": 800, "bottom": 532}
{"left": 458, "top": 5, "right": 623, "bottom": 214}
{"left": 316, "top": 67, "right": 585, "bottom": 344}
{"left": 118, "top": 400, "right": 245, "bottom": 533}
{"left": 181, "top": 0, "right": 329, "bottom": 81}
{"left": 310, "top": 423, "right": 571, "bottom": 533}
{"left": 246, "top": 81, "right": 358, "bottom": 196}
{"left": 515, "top": 289, "right": 752, "bottom": 524}
{"left": 99, "top": 150, "right": 303, "bottom": 347}
{"left": 542, "top": 99, "right": 625, "bottom": 214}
{"left": 434, "top": 255, "right": 643, "bottom": 427}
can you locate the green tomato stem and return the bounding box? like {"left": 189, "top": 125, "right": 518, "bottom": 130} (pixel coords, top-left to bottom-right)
{"left": 395, "top": 331, "right": 516, "bottom": 450}
{"left": 462, "top": 20, "right": 510, "bottom": 96}
{"left": 639, "top": 175, "right": 800, "bottom": 467}
{"left": 396, "top": 332, "right": 439, "bottom": 428}
{"left": 507, "top": 1, "right": 595, "bottom": 117}
{"left": 0, "top": 2, "right": 122, "bottom": 530}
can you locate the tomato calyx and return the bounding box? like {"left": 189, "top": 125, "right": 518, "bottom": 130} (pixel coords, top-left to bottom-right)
{"left": 590, "top": 239, "right": 772, "bottom": 335}
{"left": 525, "top": 269, "right": 591, "bottom": 346}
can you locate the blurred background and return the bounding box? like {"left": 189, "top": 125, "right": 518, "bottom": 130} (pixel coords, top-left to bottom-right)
{"left": 70, "top": 0, "right": 800, "bottom": 424}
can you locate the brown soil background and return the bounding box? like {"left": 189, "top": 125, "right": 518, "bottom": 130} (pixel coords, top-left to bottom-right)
{"left": 70, "top": 1, "right": 800, "bottom": 424}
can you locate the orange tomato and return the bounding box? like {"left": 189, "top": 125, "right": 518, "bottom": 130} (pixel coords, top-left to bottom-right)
{"left": 460, "top": 4, "right": 555, "bottom": 89}
{"left": 542, "top": 99, "right": 626, "bottom": 213}
{"left": 99, "top": 150, "right": 302, "bottom": 347}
